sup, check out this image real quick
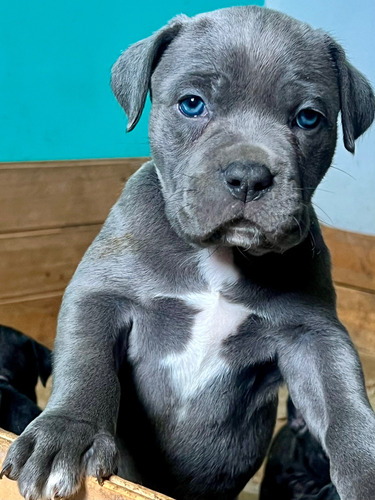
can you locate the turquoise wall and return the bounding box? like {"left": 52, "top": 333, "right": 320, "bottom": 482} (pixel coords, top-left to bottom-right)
{"left": 0, "top": 0, "right": 263, "bottom": 162}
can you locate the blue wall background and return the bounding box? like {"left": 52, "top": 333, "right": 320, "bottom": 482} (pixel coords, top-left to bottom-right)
{"left": 0, "top": 0, "right": 263, "bottom": 162}
{"left": 1, "top": 0, "right": 374, "bottom": 234}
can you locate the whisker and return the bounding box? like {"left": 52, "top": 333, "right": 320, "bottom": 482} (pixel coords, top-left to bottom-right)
{"left": 309, "top": 229, "right": 316, "bottom": 257}
{"left": 312, "top": 202, "right": 334, "bottom": 226}
{"left": 208, "top": 246, "right": 220, "bottom": 259}
{"left": 237, "top": 246, "right": 251, "bottom": 261}
{"left": 314, "top": 188, "right": 334, "bottom": 194}
{"left": 167, "top": 188, "right": 199, "bottom": 204}
{"left": 316, "top": 217, "right": 334, "bottom": 228}
{"left": 178, "top": 172, "right": 200, "bottom": 181}
{"left": 330, "top": 165, "right": 356, "bottom": 180}
{"left": 292, "top": 216, "right": 303, "bottom": 240}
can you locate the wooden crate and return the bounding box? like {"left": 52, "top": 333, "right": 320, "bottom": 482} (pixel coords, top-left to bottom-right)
{"left": 0, "top": 158, "right": 374, "bottom": 499}
{"left": 0, "top": 158, "right": 143, "bottom": 348}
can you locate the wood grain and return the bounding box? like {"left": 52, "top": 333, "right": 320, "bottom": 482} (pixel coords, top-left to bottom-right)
{"left": 0, "top": 225, "right": 100, "bottom": 300}
{"left": 336, "top": 285, "right": 375, "bottom": 354}
{"left": 322, "top": 225, "right": 375, "bottom": 293}
{"left": 0, "top": 293, "right": 62, "bottom": 349}
{"left": 0, "top": 158, "right": 144, "bottom": 234}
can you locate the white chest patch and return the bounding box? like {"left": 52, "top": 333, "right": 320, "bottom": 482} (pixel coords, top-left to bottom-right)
{"left": 161, "top": 248, "right": 250, "bottom": 401}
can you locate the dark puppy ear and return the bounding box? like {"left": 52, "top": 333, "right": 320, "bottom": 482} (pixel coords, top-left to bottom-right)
{"left": 111, "top": 15, "right": 189, "bottom": 132}
{"left": 31, "top": 341, "right": 52, "bottom": 387}
{"left": 326, "top": 37, "right": 375, "bottom": 153}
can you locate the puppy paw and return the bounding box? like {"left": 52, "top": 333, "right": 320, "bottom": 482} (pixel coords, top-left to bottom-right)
{"left": 1, "top": 413, "right": 118, "bottom": 500}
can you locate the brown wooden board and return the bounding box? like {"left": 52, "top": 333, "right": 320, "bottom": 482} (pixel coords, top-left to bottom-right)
{"left": 336, "top": 285, "right": 375, "bottom": 354}
{"left": 0, "top": 293, "right": 62, "bottom": 349}
{"left": 0, "top": 158, "right": 144, "bottom": 234}
{"left": 322, "top": 225, "right": 375, "bottom": 293}
{"left": 0, "top": 225, "right": 100, "bottom": 300}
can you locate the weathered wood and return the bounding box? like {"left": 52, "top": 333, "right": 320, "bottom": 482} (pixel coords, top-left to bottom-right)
{"left": 360, "top": 351, "right": 375, "bottom": 396}
{"left": 0, "top": 429, "right": 174, "bottom": 500}
{"left": 322, "top": 225, "right": 375, "bottom": 293}
{"left": 0, "top": 225, "right": 100, "bottom": 300}
{"left": 0, "top": 293, "right": 62, "bottom": 348}
{"left": 0, "top": 158, "right": 144, "bottom": 234}
{"left": 336, "top": 285, "right": 375, "bottom": 354}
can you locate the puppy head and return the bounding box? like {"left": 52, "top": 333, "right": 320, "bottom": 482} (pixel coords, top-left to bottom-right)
{"left": 112, "top": 6, "right": 375, "bottom": 255}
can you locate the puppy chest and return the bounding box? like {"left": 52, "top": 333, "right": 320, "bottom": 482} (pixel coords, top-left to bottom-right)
{"left": 161, "top": 291, "right": 249, "bottom": 399}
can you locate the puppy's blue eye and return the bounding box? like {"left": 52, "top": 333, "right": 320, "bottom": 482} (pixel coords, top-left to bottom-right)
{"left": 179, "top": 96, "right": 206, "bottom": 117}
{"left": 296, "top": 109, "right": 321, "bottom": 129}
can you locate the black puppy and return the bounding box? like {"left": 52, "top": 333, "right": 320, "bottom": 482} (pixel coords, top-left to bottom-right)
{"left": 0, "top": 325, "right": 52, "bottom": 435}
{"left": 260, "top": 397, "right": 340, "bottom": 500}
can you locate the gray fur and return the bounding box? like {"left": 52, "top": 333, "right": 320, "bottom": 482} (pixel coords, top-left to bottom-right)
{"left": 2, "top": 6, "right": 375, "bottom": 500}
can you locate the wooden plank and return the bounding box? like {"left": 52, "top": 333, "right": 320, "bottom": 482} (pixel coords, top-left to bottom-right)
{"left": 359, "top": 351, "right": 375, "bottom": 397}
{"left": 0, "top": 293, "right": 61, "bottom": 348}
{"left": 322, "top": 225, "right": 375, "bottom": 293}
{"left": 336, "top": 285, "right": 375, "bottom": 354}
{"left": 0, "top": 225, "right": 100, "bottom": 300}
{"left": 0, "top": 158, "right": 145, "bottom": 234}
{"left": 0, "top": 430, "right": 174, "bottom": 500}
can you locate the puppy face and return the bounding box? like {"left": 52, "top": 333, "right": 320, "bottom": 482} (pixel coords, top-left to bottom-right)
{"left": 149, "top": 10, "right": 340, "bottom": 254}
{"left": 112, "top": 7, "right": 375, "bottom": 255}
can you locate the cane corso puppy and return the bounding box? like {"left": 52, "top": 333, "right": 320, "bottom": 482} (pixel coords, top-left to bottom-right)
{"left": 2, "top": 6, "right": 375, "bottom": 500}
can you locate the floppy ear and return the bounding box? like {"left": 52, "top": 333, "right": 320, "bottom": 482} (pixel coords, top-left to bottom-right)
{"left": 111, "top": 15, "right": 188, "bottom": 132}
{"left": 326, "top": 38, "right": 375, "bottom": 153}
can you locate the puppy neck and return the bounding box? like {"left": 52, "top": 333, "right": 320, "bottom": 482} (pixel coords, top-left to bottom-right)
{"left": 197, "top": 247, "right": 239, "bottom": 292}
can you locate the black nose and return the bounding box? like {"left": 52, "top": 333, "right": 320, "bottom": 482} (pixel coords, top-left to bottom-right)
{"left": 223, "top": 161, "right": 274, "bottom": 202}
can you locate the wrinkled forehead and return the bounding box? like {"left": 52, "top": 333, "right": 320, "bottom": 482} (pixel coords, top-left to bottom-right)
{"left": 152, "top": 8, "right": 339, "bottom": 109}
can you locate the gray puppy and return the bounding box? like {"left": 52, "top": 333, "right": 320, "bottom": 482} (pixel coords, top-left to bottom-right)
{"left": 2, "top": 6, "right": 375, "bottom": 500}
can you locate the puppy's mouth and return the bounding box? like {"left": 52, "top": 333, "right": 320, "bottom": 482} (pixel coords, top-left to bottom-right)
{"left": 200, "top": 216, "right": 309, "bottom": 255}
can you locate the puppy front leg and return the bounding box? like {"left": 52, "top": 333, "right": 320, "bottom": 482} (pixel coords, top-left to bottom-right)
{"left": 1, "top": 287, "right": 131, "bottom": 500}
{"left": 277, "top": 320, "right": 375, "bottom": 500}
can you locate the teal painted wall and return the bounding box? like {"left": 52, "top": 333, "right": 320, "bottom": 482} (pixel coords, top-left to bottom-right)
{"left": 0, "top": 0, "right": 263, "bottom": 162}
